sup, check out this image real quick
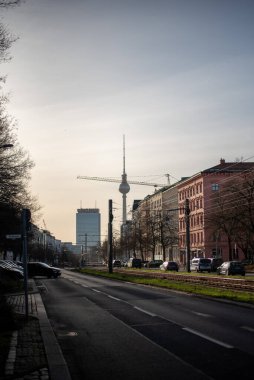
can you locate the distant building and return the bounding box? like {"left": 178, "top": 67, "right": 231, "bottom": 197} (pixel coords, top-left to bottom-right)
{"left": 76, "top": 208, "right": 101, "bottom": 253}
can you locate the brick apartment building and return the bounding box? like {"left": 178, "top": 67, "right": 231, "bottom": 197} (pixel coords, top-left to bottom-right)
{"left": 178, "top": 159, "right": 254, "bottom": 263}
{"left": 131, "top": 159, "right": 254, "bottom": 264}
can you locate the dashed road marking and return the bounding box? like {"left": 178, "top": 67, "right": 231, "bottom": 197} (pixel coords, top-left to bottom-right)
{"left": 241, "top": 326, "right": 254, "bottom": 332}
{"left": 107, "top": 295, "right": 121, "bottom": 301}
{"left": 191, "top": 311, "right": 211, "bottom": 317}
{"left": 92, "top": 288, "right": 101, "bottom": 293}
{"left": 183, "top": 327, "right": 234, "bottom": 349}
{"left": 134, "top": 306, "right": 157, "bottom": 317}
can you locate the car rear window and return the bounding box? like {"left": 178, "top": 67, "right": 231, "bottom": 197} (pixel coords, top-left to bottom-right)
{"left": 200, "top": 259, "right": 211, "bottom": 264}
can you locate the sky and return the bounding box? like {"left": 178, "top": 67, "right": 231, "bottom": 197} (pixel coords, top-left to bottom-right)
{"left": 1, "top": 0, "right": 254, "bottom": 243}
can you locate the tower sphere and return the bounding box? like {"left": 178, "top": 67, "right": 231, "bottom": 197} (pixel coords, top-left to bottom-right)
{"left": 119, "top": 181, "right": 130, "bottom": 194}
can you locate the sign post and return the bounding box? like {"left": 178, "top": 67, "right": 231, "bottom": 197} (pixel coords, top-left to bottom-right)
{"left": 22, "top": 209, "right": 31, "bottom": 319}
{"left": 108, "top": 200, "right": 113, "bottom": 274}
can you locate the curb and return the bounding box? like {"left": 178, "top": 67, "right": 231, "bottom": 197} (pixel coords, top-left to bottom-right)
{"left": 34, "top": 292, "right": 72, "bottom": 380}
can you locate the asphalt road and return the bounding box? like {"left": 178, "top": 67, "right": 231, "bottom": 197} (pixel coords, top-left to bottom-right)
{"left": 40, "top": 269, "right": 254, "bottom": 380}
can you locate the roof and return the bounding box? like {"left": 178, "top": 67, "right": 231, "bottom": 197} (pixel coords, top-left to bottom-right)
{"left": 202, "top": 160, "right": 254, "bottom": 174}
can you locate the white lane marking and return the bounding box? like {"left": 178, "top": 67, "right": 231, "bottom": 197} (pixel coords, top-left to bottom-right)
{"left": 241, "top": 326, "right": 254, "bottom": 332}
{"left": 191, "top": 311, "right": 211, "bottom": 317}
{"left": 81, "top": 284, "right": 88, "bottom": 288}
{"left": 134, "top": 306, "right": 157, "bottom": 317}
{"left": 92, "top": 288, "right": 101, "bottom": 293}
{"left": 183, "top": 327, "right": 234, "bottom": 349}
{"left": 107, "top": 295, "right": 121, "bottom": 301}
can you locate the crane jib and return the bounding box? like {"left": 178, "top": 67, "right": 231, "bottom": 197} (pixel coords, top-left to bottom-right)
{"left": 77, "top": 176, "right": 167, "bottom": 187}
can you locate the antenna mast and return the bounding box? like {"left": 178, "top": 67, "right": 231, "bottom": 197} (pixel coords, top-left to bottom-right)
{"left": 119, "top": 134, "right": 130, "bottom": 224}
{"left": 123, "top": 134, "right": 126, "bottom": 174}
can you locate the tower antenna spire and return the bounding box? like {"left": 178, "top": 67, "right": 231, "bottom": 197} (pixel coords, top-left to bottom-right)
{"left": 123, "top": 134, "right": 126, "bottom": 174}
{"left": 119, "top": 134, "right": 130, "bottom": 224}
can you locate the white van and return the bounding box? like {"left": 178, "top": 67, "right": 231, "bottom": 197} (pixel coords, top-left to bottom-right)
{"left": 190, "top": 258, "right": 211, "bottom": 273}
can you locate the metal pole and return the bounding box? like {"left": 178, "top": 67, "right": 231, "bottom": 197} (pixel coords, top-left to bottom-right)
{"left": 22, "top": 209, "right": 29, "bottom": 319}
{"left": 185, "top": 199, "right": 191, "bottom": 272}
{"left": 108, "top": 199, "right": 113, "bottom": 274}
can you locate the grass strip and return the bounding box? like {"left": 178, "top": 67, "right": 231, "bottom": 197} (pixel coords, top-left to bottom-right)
{"left": 75, "top": 268, "right": 254, "bottom": 304}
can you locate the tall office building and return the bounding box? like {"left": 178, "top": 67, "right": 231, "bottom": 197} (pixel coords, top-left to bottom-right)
{"left": 76, "top": 208, "right": 101, "bottom": 253}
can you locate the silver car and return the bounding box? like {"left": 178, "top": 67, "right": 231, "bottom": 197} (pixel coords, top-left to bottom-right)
{"left": 190, "top": 258, "right": 211, "bottom": 273}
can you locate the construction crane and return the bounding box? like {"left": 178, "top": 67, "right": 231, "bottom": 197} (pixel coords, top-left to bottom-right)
{"left": 77, "top": 175, "right": 168, "bottom": 187}
{"left": 77, "top": 136, "right": 169, "bottom": 224}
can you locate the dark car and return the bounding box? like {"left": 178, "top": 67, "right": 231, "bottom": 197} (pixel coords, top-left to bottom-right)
{"left": 113, "top": 260, "right": 121, "bottom": 267}
{"left": 217, "top": 261, "right": 245, "bottom": 276}
{"left": 208, "top": 258, "right": 223, "bottom": 272}
{"left": 147, "top": 260, "right": 163, "bottom": 268}
{"left": 0, "top": 262, "right": 24, "bottom": 280}
{"left": 160, "top": 261, "right": 179, "bottom": 272}
{"left": 127, "top": 258, "right": 142, "bottom": 268}
{"left": 0, "top": 260, "right": 24, "bottom": 275}
{"left": 27, "top": 262, "right": 61, "bottom": 278}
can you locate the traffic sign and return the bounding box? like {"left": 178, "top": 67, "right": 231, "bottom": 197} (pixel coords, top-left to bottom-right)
{"left": 6, "top": 234, "right": 21, "bottom": 239}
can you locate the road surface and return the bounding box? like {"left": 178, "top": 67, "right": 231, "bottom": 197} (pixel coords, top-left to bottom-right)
{"left": 40, "top": 269, "right": 254, "bottom": 380}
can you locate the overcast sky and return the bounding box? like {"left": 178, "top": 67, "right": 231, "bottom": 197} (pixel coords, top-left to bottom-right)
{"left": 1, "top": 0, "right": 254, "bottom": 242}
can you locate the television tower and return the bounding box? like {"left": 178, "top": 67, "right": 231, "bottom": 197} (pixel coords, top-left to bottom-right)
{"left": 119, "top": 135, "right": 130, "bottom": 224}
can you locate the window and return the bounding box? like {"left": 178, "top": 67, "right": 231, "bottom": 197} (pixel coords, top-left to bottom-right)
{"left": 212, "top": 184, "right": 219, "bottom": 191}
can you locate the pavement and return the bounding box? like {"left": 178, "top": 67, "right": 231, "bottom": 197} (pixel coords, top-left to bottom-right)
{"left": 4, "top": 279, "right": 71, "bottom": 380}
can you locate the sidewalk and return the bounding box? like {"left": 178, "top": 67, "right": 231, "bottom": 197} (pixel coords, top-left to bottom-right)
{"left": 4, "top": 280, "right": 71, "bottom": 380}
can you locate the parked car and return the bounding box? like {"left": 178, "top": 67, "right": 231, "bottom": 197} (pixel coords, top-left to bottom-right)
{"left": 0, "top": 260, "right": 24, "bottom": 276}
{"left": 5, "top": 260, "right": 24, "bottom": 272}
{"left": 147, "top": 260, "right": 163, "bottom": 268}
{"left": 208, "top": 258, "right": 223, "bottom": 272}
{"left": 241, "top": 259, "right": 254, "bottom": 266}
{"left": 160, "top": 261, "right": 179, "bottom": 272}
{"left": 217, "top": 261, "right": 245, "bottom": 276}
{"left": 190, "top": 258, "right": 211, "bottom": 273}
{"left": 127, "top": 258, "right": 142, "bottom": 268}
{"left": 113, "top": 260, "right": 121, "bottom": 267}
{"left": 0, "top": 261, "right": 24, "bottom": 280}
{"left": 27, "top": 262, "right": 61, "bottom": 278}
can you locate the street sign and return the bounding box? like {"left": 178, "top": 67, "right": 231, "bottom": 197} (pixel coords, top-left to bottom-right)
{"left": 6, "top": 234, "right": 21, "bottom": 239}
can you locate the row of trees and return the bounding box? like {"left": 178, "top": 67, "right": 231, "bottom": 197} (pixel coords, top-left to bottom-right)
{"left": 0, "top": 1, "right": 41, "bottom": 255}
{"left": 104, "top": 211, "right": 179, "bottom": 263}
{"left": 207, "top": 172, "right": 254, "bottom": 262}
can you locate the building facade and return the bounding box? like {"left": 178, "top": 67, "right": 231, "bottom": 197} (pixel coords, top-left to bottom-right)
{"left": 76, "top": 208, "right": 101, "bottom": 254}
{"left": 130, "top": 159, "right": 254, "bottom": 264}
{"left": 178, "top": 159, "right": 254, "bottom": 262}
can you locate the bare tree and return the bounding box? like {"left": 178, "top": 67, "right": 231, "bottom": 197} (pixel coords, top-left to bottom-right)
{"left": 0, "top": 1, "right": 21, "bottom": 8}
{"left": 0, "top": 2, "right": 41, "bottom": 254}
{"left": 207, "top": 171, "right": 254, "bottom": 261}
